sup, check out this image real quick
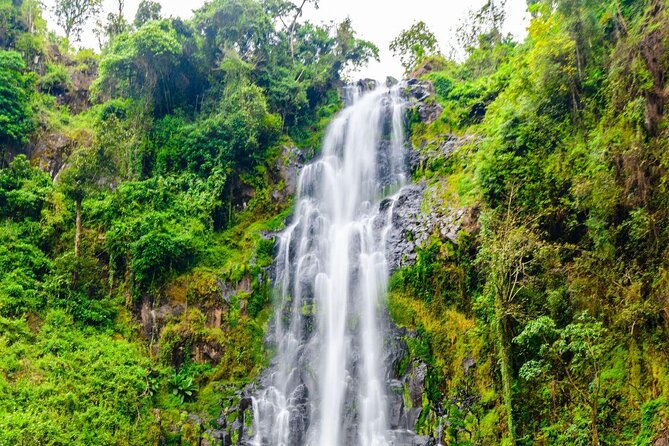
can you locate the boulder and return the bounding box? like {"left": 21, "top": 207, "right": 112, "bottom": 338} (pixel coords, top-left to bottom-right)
{"left": 403, "top": 78, "right": 443, "bottom": 124}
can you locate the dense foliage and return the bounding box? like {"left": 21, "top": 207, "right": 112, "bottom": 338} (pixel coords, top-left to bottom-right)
{"left": 2, "top": 0, "right": 669, "bottom": 444}
{"left": 391, "top": 0, "right": 669, "bottom": 444}
{"left": 0, "top": 50, "right": 34, "bottom": 148}
{"left": 0, "top": 0, "right": 375, "bottom": 442}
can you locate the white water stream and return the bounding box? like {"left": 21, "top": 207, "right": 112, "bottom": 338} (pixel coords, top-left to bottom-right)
{"left": 253, "top": 84, "right": 406, "bottom": 446}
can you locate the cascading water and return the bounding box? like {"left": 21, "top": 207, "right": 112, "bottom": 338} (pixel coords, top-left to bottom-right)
{"left": 253, "top": 83, "right": 407, "bottom": 446}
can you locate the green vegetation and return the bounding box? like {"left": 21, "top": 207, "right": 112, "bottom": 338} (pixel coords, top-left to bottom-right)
{"left": 390, "top": 0, "right": 669, "bottom": 444}
{"left": 0, "top": 50, "right": 34, "bottom": 148}
{"left": 2, "top": 0, "right": 669, "bottom": 443}
{"left": 0, "top": 0, "right": 375, "bottom": 442}
{"left": 390, "top": 20, "right": 440, "bottom": 74}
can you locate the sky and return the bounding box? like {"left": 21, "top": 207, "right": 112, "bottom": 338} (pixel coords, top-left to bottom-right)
{"left": 42, "top": 0, "right": 530, "bottom": 80}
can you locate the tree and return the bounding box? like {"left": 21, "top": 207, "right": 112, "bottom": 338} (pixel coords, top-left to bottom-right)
{"left": 94, "top": 20, "right": 182, "bottom": 111}
{"left": 94, "top": 0, "right": 129, "bottom": 47}
{"left": 183, "top": 80, "right": 281, "bottom": 176}
{"left": 58, "top": 148, "right": 96, "bottom": 259}
{"left": 477, "top": 197, "right": 541, "bottom": 446}
{"left": 53, "top": 0, "right": 103, "bottom": 42}
{"left": 332, "top": 17, "right": 379, "bottom": 72}
{"left": 0, "top": 50, "right": 34, "bottom": 154}
{"left": 0, "top": 154, "right": 51, "bottom": 221}
{"left": 285, "top": 0, "right": 319, "bottom": 61}
{"left": 134, "top": 0, "right": 161, "bottom": 28}
{"left": 390, "top": 21, "right": 440, "bottom": 73}
{"left": 57, "top": 126, "right": 120, "bottom": 261}
{"left": 194, "top": 0, "right": 274, "bottom": 69}
{"left": 456, "top": 0, "right": 507, "bottom": 53}
{"left": 515, "top": 313, "right": 609, "bottom": 445}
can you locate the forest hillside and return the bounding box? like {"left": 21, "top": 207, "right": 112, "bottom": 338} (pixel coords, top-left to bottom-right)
{"left": 1, "top": 0, "right": 669, "bottom": 445}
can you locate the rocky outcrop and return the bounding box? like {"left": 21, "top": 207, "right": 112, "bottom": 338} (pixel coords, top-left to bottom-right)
{"left": 403, "top": 78, "right": 443, "bottom": 124}
{"left": 385, "top": 324, "right": 440, "bottom": 446}
{"left": 138, "top": 270, "right": 262, "bottom": 367}
{"left": 383, "top": 182, "right": 474, "bottom": 273}
{"left": 209, "top": 386, "right": 256, "bottom": 445}
{"left": 386, "top": 76, "right": 399, "bottom": 87}
{"left": 153, "top": 384, "right": 256, "bottom": 446}
{"left": 46, "top": 43, "right": 97, "bottom": 113}
{"left": 24, "top": 46, "right": 97, "bottom": 177}
{"left": 383, "top": 184, "right": 425, "bottom": 272}
{"left": 140, "top": 274, "right": 250, "bottom": 340}
{"left": 357, "top": 78, "right": 379, "bottom": 91}
{"left": 27, "top": 131, "right": 76, "bottom": 179}
{"left": 411, "top": 57, "right": 447, "bottom": 79}
{"left": 382, "top": 88, "right": 482, "bottom": 445}
{"left": 382, "top": 130, "right": 481, "bottom": 273}
{"left": 271, "top": 144, "right": 310, "bottom": 202}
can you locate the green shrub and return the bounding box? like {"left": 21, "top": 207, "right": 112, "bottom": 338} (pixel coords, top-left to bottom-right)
{"left": 37, "top": 64, "right": 71, "bottom": 95}
{"left": 0, "top": 50, "right": 34, "bottom": 145}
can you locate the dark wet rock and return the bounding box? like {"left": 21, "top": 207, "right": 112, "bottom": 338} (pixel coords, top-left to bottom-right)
{"left": 407, "top": 143, "right": 422, "bottom": 174}
{"left": 385, "top": 321, "right": 440, "bottom": 443}
{"left": 272, "top": 144, "right": 310, "bottom": 202}
{"left": 383, "top": 143, "right": 480, "bottom": 272}
{"left": 388, "top": 379, "right": 405, "bottom": 429}
{"left": 384, "top": 184, "right": 426, "bottom": 273}
{"left": 403, "top": 78, "right": 443, "bottom": 124}
{"left": 407, "top": 362, "right": 427, "bottom": 409}
{"left": 389, "top": 430, "right": 438, "bottom": 446}
{"left": 405, "top": 77, "right": 433, "bottom": 100}
{"left": 210, "top": 384, "right": 258, "bottom": 445}
{"left": 391, "top": 360, "right": 428, "bottom": 432}
{"left": 386, "top": 76, "right": 399, "bottom": 87}
{"left": 357, "top": 78, "right": 379, "bottom": 91}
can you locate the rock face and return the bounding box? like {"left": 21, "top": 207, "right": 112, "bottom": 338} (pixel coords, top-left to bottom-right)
{"left": 383, "top": 184, "right": 426, "bottom": 273}
{"left": 357, "top": 78, "right": 379, "bottom": 91}
{"left": 383, "top": 180, "right": 473, "bottom": 274}
{"left": 271, "top": 144, "right": 310, "bottom": 202}
{"left": 22, "top": 45, "right": 97, "bottom": 176}
{"left": 403, "top": 78, "right": 444, "bottom": 124}
{"left": 27, "top": 132, "right": 77, "bottom": 179}
{"left": 138, "top": 271, "right": 257, "bottom": 363}
{"left": 411, "top": 58, "right": 447, "bottom": 79}
{"left": 379, "top": 87, "right": 479, "bottom": 444}
{"left": 382, "top": 316, "right": 440, "bottom": 445}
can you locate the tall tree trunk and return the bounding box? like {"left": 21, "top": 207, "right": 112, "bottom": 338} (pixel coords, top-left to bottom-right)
{"left": 590, "top": 377, "right": 601, "bottom": 446}
{"left": 72, "top": 197, "right": 82, "bottom": 284}
{"left": 496, "top": 304, "right": 516, "bottom": 446}
{"left": 591, "top": 402, "right": 600, "bottom": 446}
{"left": 289, "top": 0, "right": 308, "bottom": 61}
{"left": 74, "top": 197, "right": 82, "bottom": 258}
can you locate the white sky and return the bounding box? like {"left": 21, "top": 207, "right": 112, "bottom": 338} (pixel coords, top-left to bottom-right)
{"left": 42, "top": 0, "right": 530, "bottom": 80}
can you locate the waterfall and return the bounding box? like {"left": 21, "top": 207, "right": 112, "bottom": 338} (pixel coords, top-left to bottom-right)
{"left": 253, "top": 83, "right": 406, "bottom": 446}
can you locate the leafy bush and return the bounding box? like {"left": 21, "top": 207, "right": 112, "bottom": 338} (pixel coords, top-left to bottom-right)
{"left": 0, "top": 50, "right": 34, "bottom": 145}
{"left": 38, "top": 64, "right": 71, "bottom": 95}
{"left": 0, "top": 310, "right": 159, "bottom": 445}
{"left": 169, "top": 370, "right": 198, "bottom": 403}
